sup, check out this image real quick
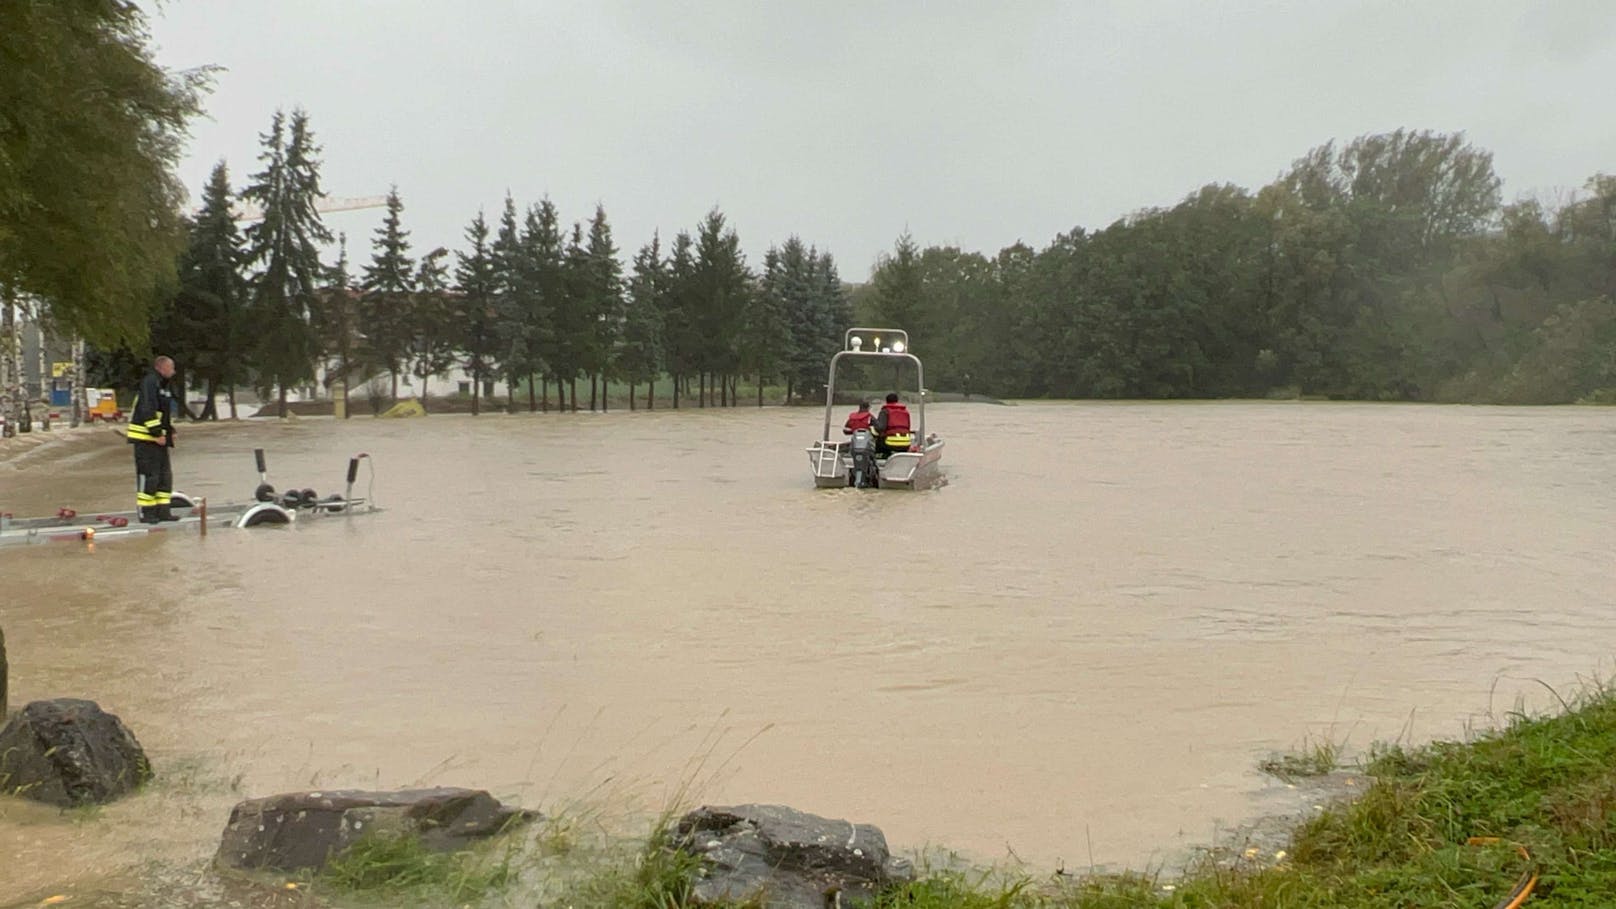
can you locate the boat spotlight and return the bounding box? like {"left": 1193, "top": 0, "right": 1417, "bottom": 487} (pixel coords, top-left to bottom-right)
{"left": 892, "top": 341, "right": 906, "bottom": 353}
{"left": 850, "top": 336, "right": 863, "bottom": 350}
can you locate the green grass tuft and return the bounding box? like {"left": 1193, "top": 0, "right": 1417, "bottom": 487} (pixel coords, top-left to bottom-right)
{"left": 548, "top": 814, "right": 753, "bottom": 909}
{"left": 1258, "top": 736, "right": 1347, "bottom": 781}
{"left": 872, "top": 870, "right": 1040, "bottom": 908}
{"left": 318, "top": 830, "right": 516, "bottom": 904}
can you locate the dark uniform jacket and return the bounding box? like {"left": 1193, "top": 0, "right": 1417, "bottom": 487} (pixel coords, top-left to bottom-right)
{"left": 126, "top": 370, "right": 174, "bottom": 445}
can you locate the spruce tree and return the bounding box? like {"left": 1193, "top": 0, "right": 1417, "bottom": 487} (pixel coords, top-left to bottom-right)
{"left": 556, "top": 222, "right": 591, "bottom": 411}
{"left": 241, "top": 109, "right": 331, "bottom": 416}
{"left": 744, "top": 245, "right": 794, "bottom": 405}
{"left": 871, "top": 232, "right": 924, "bottom": 330}
{"left": 490, "top": 194, "right": 527, "bottom": 411}
{"left": 690, "top": 209, "right": 750, "bottom": 405}
{"left": 407, "top": 247, "right": 456, "bottom": 410}
{"left": 582, "top": 205, "right": 623, "bottom": 411}
{"left": 661, "top": 231, "right": 696, "bottom": 408}
{"left": 315, "top": 233, "right": 361, "bottom": 416}
{"left": 168, "top": 161, "right": 247, "bottom": 419}
{"left": 515, "top": 203, "right": 557, "bottom": 410}
{"left": 524, "top": 200, "right": 566, "bottom": 411}
{"left": 454, "top": 213, "right": 499, "bottom": 416}
{"left": 809, "top": 248, "right": 850, "bottom": 396}
{"left": 776, "top": 238, "right": 826, "bottom": 401}
{"left": 360, "top": 186, "right": 416, "bottom": 399}
{"left": 618, "top": 234, "right": 666, "bottom": 410}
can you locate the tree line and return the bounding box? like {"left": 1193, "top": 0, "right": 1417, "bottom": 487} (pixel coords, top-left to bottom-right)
{"left": 114, "top": 109, "right": 855, "bottom": 418}
{"left": 861, "top": 129, "right": 1616, "bottom": 405}
{"left": 6, "top": 4, "right": 1611, "bottom": 417}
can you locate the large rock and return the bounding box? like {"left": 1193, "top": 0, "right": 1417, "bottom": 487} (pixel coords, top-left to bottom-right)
{"left": 215, "top": 788, "right": 536, "bottom": 873}
{"left": 674, "top": 804, "right": 914, "bottom": 908}
{"left": 0, "top": 698, "right": 152, "bottom": 806}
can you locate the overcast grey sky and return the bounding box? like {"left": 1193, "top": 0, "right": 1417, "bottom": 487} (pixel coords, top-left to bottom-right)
{"left": 146, "top": 1, "right": 1616, "bottom": 278}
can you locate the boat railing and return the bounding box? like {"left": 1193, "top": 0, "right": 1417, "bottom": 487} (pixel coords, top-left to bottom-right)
{"left": 809, "top": 441, "right": 843, "bottom": 480}
{"left": 820, "top": 353, "right": 927, "bottom": 442}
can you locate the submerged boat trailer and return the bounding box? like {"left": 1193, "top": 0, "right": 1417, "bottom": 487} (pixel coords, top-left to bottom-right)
{"left": 0, "top": 449, "right": 377, "bottom": 546}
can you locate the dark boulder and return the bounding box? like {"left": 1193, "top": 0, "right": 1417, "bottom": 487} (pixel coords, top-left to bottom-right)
{"left": 0, "top": 698, "right": 152, "bottom": 806}
{"left": 674, "top": 804, "right": 914, "bottom": 908}
{"left": 215, "top": 787, "right": 536, "bottom": 873}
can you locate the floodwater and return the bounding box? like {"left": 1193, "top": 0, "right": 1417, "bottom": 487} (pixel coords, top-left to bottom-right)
{"left": 2, "top": 403, "right": 1613, "bottom": 903}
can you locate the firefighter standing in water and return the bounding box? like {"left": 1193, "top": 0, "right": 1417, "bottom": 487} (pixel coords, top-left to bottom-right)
{"left": 843, "top": 399, "right": 874, "bottom": 434}
{"left": 872, "top": 392, "right": 912, "bottom": 455}
{"left": 127, "top": 355, "right": 178, "bottom": 523}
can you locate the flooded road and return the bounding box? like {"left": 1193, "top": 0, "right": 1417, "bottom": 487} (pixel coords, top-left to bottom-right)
{"left": 2, "top": 402, "right": 1613, "bottom": 902}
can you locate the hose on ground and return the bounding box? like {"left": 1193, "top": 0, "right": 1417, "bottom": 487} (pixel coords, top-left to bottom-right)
{"left": 1466, "top": 837, "right": 1537, "bottom": 909}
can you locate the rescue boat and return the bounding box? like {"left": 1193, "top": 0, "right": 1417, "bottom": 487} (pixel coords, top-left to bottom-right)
{"left": 805, "top": 328, "right": 945, "bottom": 490}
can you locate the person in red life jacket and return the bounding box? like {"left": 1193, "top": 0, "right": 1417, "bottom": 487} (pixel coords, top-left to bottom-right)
{"left": 872, "top": 392, "right": 912, "bottom": 455}
{"left": 843, "top": 400, "right": 874, "bottom": 434}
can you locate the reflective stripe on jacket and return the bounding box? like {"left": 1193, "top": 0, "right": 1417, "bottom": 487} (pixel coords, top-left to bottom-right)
{"left": 126, "top": 370, "right": 173, "bottom": 444}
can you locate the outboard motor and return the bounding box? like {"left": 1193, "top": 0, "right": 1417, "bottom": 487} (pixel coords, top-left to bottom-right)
{"left": 848, "top": 429, "right": 879, "bottom": 489}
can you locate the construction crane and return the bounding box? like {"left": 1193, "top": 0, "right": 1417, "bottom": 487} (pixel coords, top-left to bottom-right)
{"left": 187, "top": 195, "right": 388, "bottom": 223}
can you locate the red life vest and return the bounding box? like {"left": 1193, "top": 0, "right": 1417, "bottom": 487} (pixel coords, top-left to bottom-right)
{"left": 845, "top": 410, "right": 873, "bottom": 431}
{"left": 880, "top": 402, "right": 911, "bottom": 435}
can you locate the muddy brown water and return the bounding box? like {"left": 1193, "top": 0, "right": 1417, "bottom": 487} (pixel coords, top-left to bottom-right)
{"left": 2, "top": 403, "right": 1613, "bottom": 903}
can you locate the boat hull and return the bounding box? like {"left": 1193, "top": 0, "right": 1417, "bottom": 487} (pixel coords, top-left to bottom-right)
{"left": 806, "top": 439, "right": 945, "bottom": 490}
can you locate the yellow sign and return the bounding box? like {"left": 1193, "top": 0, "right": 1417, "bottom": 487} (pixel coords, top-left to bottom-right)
{"left": 51, "top": 361, "right": 72, "bottom": 378}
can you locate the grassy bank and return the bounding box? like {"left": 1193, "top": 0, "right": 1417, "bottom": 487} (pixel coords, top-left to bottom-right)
{"left": 874, "top": 680, "right": 1616, "bottom": 908}
{"left": 256, "top": 680, "right": 1616, "bottom": 908}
